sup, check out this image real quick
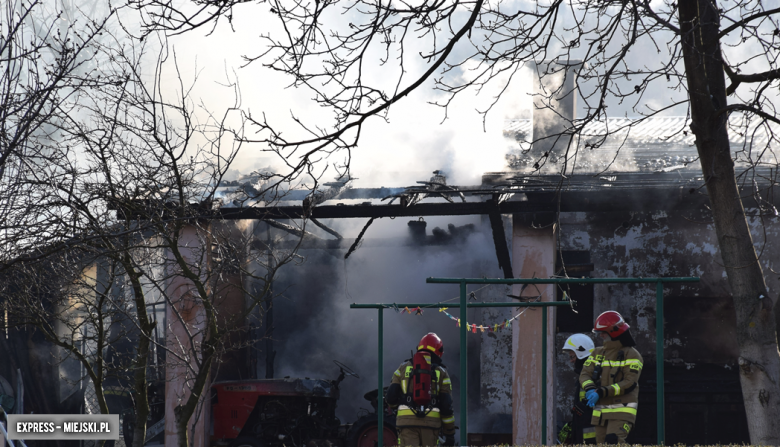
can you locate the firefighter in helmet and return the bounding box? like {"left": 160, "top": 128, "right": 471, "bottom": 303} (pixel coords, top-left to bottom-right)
{"left": 559, "top": 333, "right": 597, "bottom": 444}
{"left": 579, "top": 311, "right": 644, "bottom": 444}
{"left": 386, "top": 333, "right": 456, "bottom": 446}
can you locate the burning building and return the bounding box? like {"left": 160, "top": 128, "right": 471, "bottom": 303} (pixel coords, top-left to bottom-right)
{"left": 1, "top": 65, "right": 778, "bottom": 447}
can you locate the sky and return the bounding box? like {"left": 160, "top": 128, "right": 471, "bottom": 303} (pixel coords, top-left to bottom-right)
{"left": 146, "top": 3, "right": 537, "bottom": 187}
{"left": 49, "top": 0, "right": 778, "bottom": 190}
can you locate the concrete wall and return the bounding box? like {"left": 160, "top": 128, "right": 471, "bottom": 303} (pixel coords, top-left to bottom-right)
{"left": 552, "top": 208, "right": 780, "bottom": 442}
{"left": 165, "top": 225, "right": 209, "bottom": 447}
{"left": 511, "top": 214, "right": 557, "bottom": 445}
{"left": 467, "top": 206, "right": 780, "bottom": 443}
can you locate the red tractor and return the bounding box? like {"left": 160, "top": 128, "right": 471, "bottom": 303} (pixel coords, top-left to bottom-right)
{"left": 212, "top": 361, "right": 398, "bottom": 447}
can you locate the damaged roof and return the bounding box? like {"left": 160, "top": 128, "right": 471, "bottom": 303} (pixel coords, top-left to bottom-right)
{"left": 504, "top": 115, "right": 780, "bottom": 174}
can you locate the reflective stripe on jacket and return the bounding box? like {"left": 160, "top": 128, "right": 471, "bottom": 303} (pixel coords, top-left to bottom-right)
{"left": 572, "top": 377, "right": 595, "bottom": 444}
{"left": 578, "top": 340, "right": 643, "bottom": 424}
{"left": 391, "top": 361, "right": 455, "bottom": 430}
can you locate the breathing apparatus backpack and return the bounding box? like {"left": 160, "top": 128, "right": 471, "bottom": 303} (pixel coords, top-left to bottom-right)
{"left": 404, "top": 350, "right": 439, "bottom": 417}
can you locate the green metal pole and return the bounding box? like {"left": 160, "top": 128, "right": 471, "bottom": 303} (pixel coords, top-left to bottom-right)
{"left": 460, "top": 280, "right": 468, "bottom": 447}
{"left": 351, "top": 302, "right": 574, "bottom": 309}
{"left": 427, "top": 277, "right": 699, "bottom": 285}
{"left": 378, "top": 308, "right": 384, "bottom": 447}
{"left": 656, "top": 281, "right": 665, "bottom": 445}
{"left": 541, "top": 306, "right": 548, "bottom": 445}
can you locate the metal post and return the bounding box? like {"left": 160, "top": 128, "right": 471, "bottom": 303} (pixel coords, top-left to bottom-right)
{"left": 353, "top": 276, "right": 699, "bottom": 447}
{"left": 656, "top": 281, "right": 665, "bottom": 445}
{"left": 541, "top": 306, "right": 548, "bottom": 445}
{"left": 378, "top": 308, "right": 384, "bottom": 447}
{"left": 459, "top": 281, "right": 468, "bottom": 447}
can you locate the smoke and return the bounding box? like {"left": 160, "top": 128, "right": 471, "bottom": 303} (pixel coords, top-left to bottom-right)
{"left": 150, "top": 6, "right": 539, "bottom": 189}
{"left": 268, "top": 215, "right": 510, "bottom": 426}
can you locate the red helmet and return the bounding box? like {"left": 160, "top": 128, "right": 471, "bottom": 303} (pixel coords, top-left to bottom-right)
{"left": 593, "top": 311, "right": 630, "bottom": 338}
{"left": 417, "top": 333, "right": 444, "bottom": 357}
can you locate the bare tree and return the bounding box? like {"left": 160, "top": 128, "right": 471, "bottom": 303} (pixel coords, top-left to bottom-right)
{"left": 0, "top": 3, "right": 307, "bottom": 445}
{"left": 125, "top": 0, "right": 780, "bottom": 442}
{"left": 0, "top": 0, "right": 117, "bottom": 266}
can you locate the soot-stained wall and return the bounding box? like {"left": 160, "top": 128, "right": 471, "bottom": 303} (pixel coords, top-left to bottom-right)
{"left": 243, "top": 200, "right": 778, "bottom": 443}
{"left": 552, "top": 207, "right": 779, "bottom": 444}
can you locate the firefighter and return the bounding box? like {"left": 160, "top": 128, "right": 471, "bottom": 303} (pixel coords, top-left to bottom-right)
{"left": 560, "top": 333, "right": 596, "bottom": 444}
{"left": 386, "top": 333, "right": 456, "bottom": 447}
{"left": 579, "top": 311, "right": 643, "bottom": 444}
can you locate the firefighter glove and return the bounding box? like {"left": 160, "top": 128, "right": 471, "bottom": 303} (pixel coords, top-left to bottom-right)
{"left": 442, "top": 435, "right": 456, "bottom": 446}
{"left": 585, "top": 389, "right": 599, "bottom": 407}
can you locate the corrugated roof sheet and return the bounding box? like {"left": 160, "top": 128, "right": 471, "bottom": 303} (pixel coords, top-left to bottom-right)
{"left": 503, "top": 115, "right": 780, "bottom": 173}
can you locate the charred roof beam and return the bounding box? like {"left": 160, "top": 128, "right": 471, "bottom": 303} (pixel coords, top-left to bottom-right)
{"left": 217, "top": 200, "right": 554, "bottom": 220}
{"left": 487, "top": 196, "right": 513, "bottom": 279}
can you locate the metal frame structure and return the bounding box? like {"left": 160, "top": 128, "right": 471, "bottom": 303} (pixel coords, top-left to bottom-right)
{"left": 350, "top": 276, "right": 699, "bottom": 446}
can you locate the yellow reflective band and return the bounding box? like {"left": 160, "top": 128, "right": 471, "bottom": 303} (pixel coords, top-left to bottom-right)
{"left": 600, "top": 359, "right": 644, "bottom": 368}
{"left": 601, "top": 407, "right": 638, "bottom": 416}
{"left": 394, "top": 370, "right": 401, "bottom": 377}
{"left": 442, "top": 416, "right": 455, "bottom": 424}
{"left": 583, "top": 432, "right": 596, "bottom": 439}
{"left": 402, "top": 366, "right": 413, "bottom": 394}
{"left": 579, "top": 391, "right": 586, "bottom": 400}
{"left": 611, "top": 384, "right": 621, "bottom": 395}
{"left": 582, "top": 380, "right": 594, "bottom": 388}
{"left": 442, "top": 379, "right": 452, "bottom": 385}
{"left": 397, "top": 409, "right": 441, "bottom": 418}
{"left": 418, "top": 345, "right": 439, "bottom": 353}
{"left": 592, "top": 410, "right": 601, "bottom": 417}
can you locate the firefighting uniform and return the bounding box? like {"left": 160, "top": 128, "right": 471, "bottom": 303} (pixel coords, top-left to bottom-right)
{"left": 389, "top": 359, "right": 456, "bottom": 446}
{"left": 571, "top": 372, "right": 597, "bottom": 443}
{"left": 579, "top": 340, "right": 643, "bottom": 443}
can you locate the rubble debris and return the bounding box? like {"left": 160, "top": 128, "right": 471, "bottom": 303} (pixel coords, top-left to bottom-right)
{"left": 383, "top": 171, "right": 467, "bottom": 207}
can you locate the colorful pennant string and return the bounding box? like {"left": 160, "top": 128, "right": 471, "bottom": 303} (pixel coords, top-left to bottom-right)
{"left": 399, "top": 306, "right": 528, "bottom": 333}
{"left": 389, "top": 284, "right": 553, "bottom": 333}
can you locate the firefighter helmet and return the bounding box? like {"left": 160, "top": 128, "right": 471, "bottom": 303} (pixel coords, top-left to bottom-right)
{"left": 593, "top": 311, "right": 630, "bottom": 338}
{"left": 562, "top": 334, "right": 595, "bottom": 359}
{"left": 417, "top": 333, "right": 444, "bottom": 357}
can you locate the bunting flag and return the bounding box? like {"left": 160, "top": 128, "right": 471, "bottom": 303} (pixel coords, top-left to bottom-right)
{"left": 390, "top": 284, "right": 532, "bottom": 334}
{"left": 395, "top": 306, "right": 528, "bottom": 334}
{"left": 398, "top": 306, "right": 425, "bottom": 315}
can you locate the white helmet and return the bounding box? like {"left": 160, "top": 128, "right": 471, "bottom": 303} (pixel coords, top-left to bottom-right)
{"left": 563, "top": 334, "right": 595, "bottom": 359}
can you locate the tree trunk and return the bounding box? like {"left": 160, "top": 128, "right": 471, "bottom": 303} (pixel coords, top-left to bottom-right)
{"left": 678, "top": 0, "right": 780, "bottom": 443}
{"left": 128, "top": 267, "right": 153, "bottom": 447}
{"left": 131, "top": 331, "right": 151, "bottom": 447}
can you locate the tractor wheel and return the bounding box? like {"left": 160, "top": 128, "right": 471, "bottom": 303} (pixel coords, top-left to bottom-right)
{"left": 230, "top": 437, "right": 263, "bottom": 447}
{"left": 346, "top": 415, "right": 398, "bottom": 447}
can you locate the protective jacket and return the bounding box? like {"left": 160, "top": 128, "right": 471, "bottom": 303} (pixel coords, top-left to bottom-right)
{"left": 571, "top": 360, "right": 596, "bottom": 444}
{"left": 387, "top": 358, "right": 456, "bottom": 434}
{"left": 579, "top": 340, "right": 643, "bottom": 425}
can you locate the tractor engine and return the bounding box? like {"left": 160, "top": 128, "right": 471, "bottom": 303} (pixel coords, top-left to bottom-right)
{"left": 245, "top": 396, "right": 341, "bottom": 444}
{"left": 212, "top": 378, "right": 343, "bottom": 447}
